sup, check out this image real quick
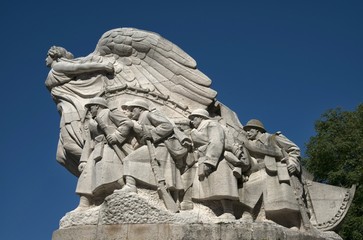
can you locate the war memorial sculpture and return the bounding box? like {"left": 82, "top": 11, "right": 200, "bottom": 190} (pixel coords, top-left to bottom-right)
{"left": 46, "top": 28, "right": 355, "bottom": 240}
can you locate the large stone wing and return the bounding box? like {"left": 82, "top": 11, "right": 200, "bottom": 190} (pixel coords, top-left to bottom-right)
{"left": 93, "top": 28, "right": 217, "bottom": 111}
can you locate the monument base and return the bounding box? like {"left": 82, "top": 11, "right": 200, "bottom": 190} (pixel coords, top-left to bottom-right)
{"left": 52, "top": 190, "right": 342, "bottom": 240}
{"left": 53, "top": 222, "right": 342, "bottom": 240}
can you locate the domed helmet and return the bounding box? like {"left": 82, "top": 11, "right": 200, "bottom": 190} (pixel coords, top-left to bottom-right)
{"left": 126, "top": 99, "right": 149, "bottom": 110}
{"left": 188, "top": 109, "right": 210, "bottom": 119}
{"left": 243, "top": 119, "right": 266, "bottom": 133}
{"left": 121, "top": 101, "right": 131, "bottom": 110}
{"left": 85, "top": 97, "right": 108, "bottom": 108}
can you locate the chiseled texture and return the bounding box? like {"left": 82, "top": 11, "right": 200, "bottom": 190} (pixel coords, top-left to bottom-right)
{"left": 47, "top": 28, "right": 355, "bottom": 238}
{"left": 100, "top": 190, "right": 175, "bottom": 224}
{"left": 56, "top": 190, "right": 342, "bottom": 240}
{"left": 54, "top": 223, "right": 342, "bottom": 240}
{"left": 95, "top": 28, "right": 217, "bottom": 109}
{"left": 60, "top": 189, "right": 216, "bottom": 228}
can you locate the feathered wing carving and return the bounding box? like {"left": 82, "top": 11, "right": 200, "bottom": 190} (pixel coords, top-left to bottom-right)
{"left": 92, "top": 28, "right": 217, "bottom": 111}
{"left": 46, "top": 28, "right": 239, "bottom": 177}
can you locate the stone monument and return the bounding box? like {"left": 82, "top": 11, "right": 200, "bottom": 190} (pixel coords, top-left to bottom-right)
{"left": 46, "top": 28, "right": 355, "bottom": 240}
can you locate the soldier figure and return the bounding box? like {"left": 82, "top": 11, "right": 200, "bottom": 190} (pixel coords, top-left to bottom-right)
{"left": 189, "top": 109, "right": 239, "bottom": 220}
{"left": 74, "top": 97, "right": 133, "bottom": 211}
{"left": 119, "top": 99, "right": 184, "bottom": 197}
{"left": 239, "top": 119, "right": 302, "bottom": 229}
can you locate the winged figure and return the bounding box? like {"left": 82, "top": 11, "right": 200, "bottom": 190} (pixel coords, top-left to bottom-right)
{"left": 46, "top": 28, "right": 354, "bottom": 233}
{"left": 93, "top": 27, "right": 217, "bottom": 110}
{"left": 45, "top": 28, "right": 242, "bottom": 177}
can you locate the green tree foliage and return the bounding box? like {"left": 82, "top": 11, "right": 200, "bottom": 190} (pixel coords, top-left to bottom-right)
{"left": 304, "top": 104, "right": 363, "bottom": 240}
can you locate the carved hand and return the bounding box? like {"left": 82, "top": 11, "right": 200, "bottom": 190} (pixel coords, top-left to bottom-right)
{"left": 106, "top": 134, "right": 117, "bottom": 144}
{"left": 203, "top": 163, "right": 213, "bottom": 177}
{"left": 281, "top": 156, "right": 289, "bottom": 163}
{"left": 140, "top": 128, "right": 153, "bottom": 144}
{"left": 287, "top": 162, "right": 297, "bottom": 174}
{"left": 232, "top": 144, "right": 243, "bottom": 158}
{"left": 181, "top": 138, "right": 192, "bottom": 148}
{"left": 104, "top": 62, "right": 114, "bottom": 73}
{"left": 240, "top": 131, "right": 248, "bottom": 142}
{"left": 78, "top": 162, "right": 86, "bottom": 172}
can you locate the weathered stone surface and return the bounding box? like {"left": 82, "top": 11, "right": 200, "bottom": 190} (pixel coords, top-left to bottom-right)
{"left": 60, "top": 206, "right": 100, "bottom": 229}
{"left": 99, "top": 190, "right": 176, "bottom": 224}
{"left": 55, "top": 190, "right": 342, "bottom": 240}
{"left": 60, "top": 189, "right": 225, "bottom": 228}
{"left": 53, "top": 223, "right": 343, "bottom": 240}
{"left": 46, "top": 28, "right": 354, "bottom": 239}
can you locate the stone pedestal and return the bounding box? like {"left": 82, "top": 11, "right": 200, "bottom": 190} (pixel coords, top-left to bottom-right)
{"left": 52, "top": 191, "right": 342, "bottom": 240}
{"left": 53, "top": 222, "right": 342, "bottom": 240}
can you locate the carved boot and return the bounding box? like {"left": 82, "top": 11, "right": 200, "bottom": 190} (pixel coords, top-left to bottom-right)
{"left": 255, "top": 203, "right": 274, "bottom": 224}
{"left": 218, "top": 199, "right": 236, "bottom": 220}
{"left": 119, "top": 176, "right": 137, "bottom": 193}
{"left": 180, "top": 187, "right": 194, "bottom": 210}
{"left": 117, "top": 177, "right": 125, "bottom": 187}
{"left": 72, "top": 195, "right": 93, "bottom": 212}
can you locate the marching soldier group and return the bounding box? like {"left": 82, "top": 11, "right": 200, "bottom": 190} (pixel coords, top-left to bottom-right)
{"left": 75, "top": 96, "right": 304, "bottom": 229}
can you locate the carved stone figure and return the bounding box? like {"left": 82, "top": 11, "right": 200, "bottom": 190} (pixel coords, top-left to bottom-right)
{"left": 239, "top": 119, "right": 306, "bottom": 229}
{"left": 74, "top": 97, "right": 133, "bottom": 211}
{"left": 189, "top": 109, "right": 239, "bottom": 220}
{"left": 47, "top": 28, "right": 355, "bottom": 240}
{"left": 45, "top": 46, "right": 114, "bottom": 177}
{"left": 119, "top": 99, "right": 183, "bottom": 211}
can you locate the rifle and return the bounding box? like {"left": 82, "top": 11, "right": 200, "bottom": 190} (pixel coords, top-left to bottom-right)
{"left": 144, "top": 134, "right": 179, "bottom": 213}
{"left": 79, "top": 122, "right": 92, "bottom": 164}
{"left": 79, "top": 107, "right": 91, "bottom": 161}
{"left": 280, "top": 147, "right": 313, "bottom": 231}
{"left": 94, "top": 116, "right": 125, "bottom": 164}
{"left": 79, "top": 91, "right": 105, "bottom": 162}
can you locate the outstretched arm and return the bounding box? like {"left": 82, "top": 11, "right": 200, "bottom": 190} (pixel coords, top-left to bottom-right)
{"left": 52, "top": 61, "right": 114, "bottom": 75}
{"left": 276, "top": 134, "right": 301, "bottom": 174}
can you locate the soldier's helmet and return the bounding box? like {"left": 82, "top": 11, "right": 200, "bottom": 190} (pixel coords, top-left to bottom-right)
{"left": 85, "top": 97, "right": 108, "bottom": 108}
{"left": 121, "top": 101, "right": 131, "bottom": 110}
{"left": 243, "top": 119, "right": 266, "bottom": 133}
{"left": 188, "top": 109, "right": 210, "bottom": 119}
{"left": 125, "top": 99, "right": 149, "bottom": 110}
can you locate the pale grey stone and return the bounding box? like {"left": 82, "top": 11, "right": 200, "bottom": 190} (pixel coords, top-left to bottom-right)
{"left": 60, "top": 206, "right": 100, "bottom": 229}
{"left": 46, "top": 28, "right": 355, "bottom": 240}
{"left": 53, "top": 223, "right": 343, "bottom": 240}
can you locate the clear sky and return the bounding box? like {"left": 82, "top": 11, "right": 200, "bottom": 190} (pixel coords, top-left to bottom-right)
{"left": 0, "top": 1, "right": 362, "bottom": 239}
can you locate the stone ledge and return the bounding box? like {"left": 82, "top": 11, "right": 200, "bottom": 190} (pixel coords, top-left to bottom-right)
{"left": 53, "top": 223, "right": 342, "bottom": 240}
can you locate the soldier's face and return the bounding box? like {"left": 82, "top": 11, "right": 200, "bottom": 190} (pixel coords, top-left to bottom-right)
{"left": 89, "top": 105, "right": 99, "bottom": 118}
{"left": 246, "top": 128, "right": 259, "bottom": 140}
{"left": 130, "top": 107, "right": 142, "bottom": 120}
{"left": 190, "top": 116, "right": 203, "bottom": 128}
{"left": 123, "top": 107, "right": 132, "bottom": 119}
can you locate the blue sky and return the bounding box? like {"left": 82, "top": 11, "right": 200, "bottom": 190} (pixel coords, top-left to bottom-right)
{"left": 0, "top": 1, "right": 362, "bottom": 239}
